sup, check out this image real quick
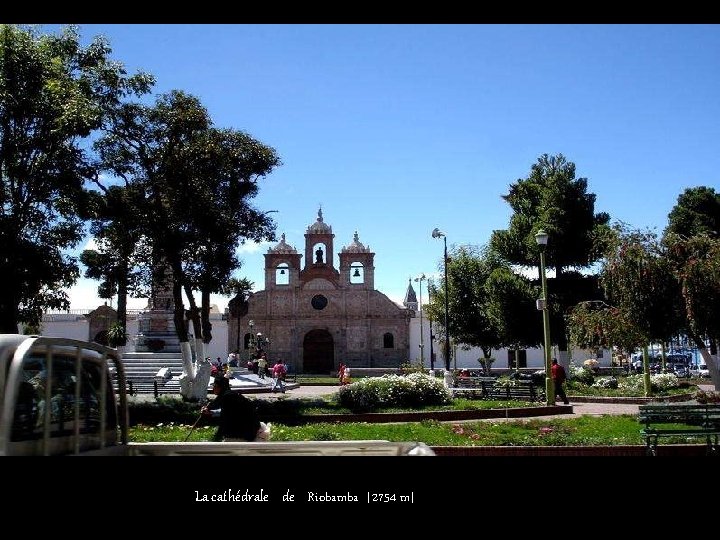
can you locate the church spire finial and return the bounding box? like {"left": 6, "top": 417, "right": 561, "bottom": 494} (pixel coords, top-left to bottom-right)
{"left": 318, "top": 205, "right": 323, "bottom": 222}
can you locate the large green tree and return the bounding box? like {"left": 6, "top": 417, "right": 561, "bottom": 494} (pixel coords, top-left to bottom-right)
{"left": 664, "top": 233, "right": 720, "bottom": 388}
{"left": 484, "top": 266, "right": 541, "bottom": 359}
{"left": 96, "top": 90, "right": 280, "bottom": 396}
{"left": 490, "top": 153, "right": 611, "bottom": 366}
{"left": 665, "top": 186, "right": 720, "bottom": 239}
{"left": 598, "top": 227, "right": 691, "bottom": 394}
{"left": 80, "top": 184, "right": 151, "bottom": 345}
{"left": 663, "top": 185, "right": 720, "bottom": 361}
{"left": 0, "top": 25, "right": 152, "bottom": 332}
{"left": 425, "top": 245, "right": 539, "bottom": 370}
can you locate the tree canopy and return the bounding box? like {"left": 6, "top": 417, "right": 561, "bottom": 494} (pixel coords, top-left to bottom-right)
{"left": 425, "top": 245, "right": 539, "bottom": 361}
{"left": 95, "top": 90, "right": 280, "bottom": 349}
{"left": 0, "top": 24, "right": 152, "bottom": 332}
{"left": 665, "top": 186, "right": 720, "bottom": 239}
{"left": 490, "top": 153, "right": 611, "bottom": 359}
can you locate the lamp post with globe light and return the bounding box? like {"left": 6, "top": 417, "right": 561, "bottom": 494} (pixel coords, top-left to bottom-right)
{"left": 535, "top": 229, "right": 554, "bottom": 406}
{"left": 431, "top": 228, "right": 451, "bottom": 372}
{"left": 248, "top": 320, "right": 255, "bottom": 362}
{"left": 414, "top": 274, "right": 427, "bottom": 368}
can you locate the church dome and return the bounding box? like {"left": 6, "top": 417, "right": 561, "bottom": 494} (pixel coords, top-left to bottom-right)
{"left": 268, "top": 233, "right": 297, "bottom": 254}
{"left": 306, "top": 207, "right": 332, "bottom": 234}
{"left": 342, "top": 231, "right": 370, "bottom": 253}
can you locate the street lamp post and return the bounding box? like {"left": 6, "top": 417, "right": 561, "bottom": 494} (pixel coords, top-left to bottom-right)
{"left": 258, "top": 333, "right": 270, "bottom": 355}
{"left": 428, "top": 322, "right": 435, "bottom": 372}
{"left": 414, "top": 273, "right": 427, "bottom": 368}
{"left": 535, "top": 229, "right": 554, "bottom": 406}
{"left": 248, "top": 320, "right": 255, "bottom": 361}
{"left": 432, "top": 228, "right": 451, "bottom": 371}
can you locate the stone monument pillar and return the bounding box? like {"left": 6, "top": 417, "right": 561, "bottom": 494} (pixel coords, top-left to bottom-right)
{"left": 135, "top": 265, "right": 182, "bottom": 353}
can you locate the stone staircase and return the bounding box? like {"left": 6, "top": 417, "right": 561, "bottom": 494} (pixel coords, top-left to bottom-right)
{"left": 117, "top": 352, "right": 186, "bottom": 396}
{"left": 114, "top": 353, "right": 288, "bottom": 397}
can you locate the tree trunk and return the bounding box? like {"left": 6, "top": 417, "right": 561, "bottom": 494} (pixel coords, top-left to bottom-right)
{"left": 201, "top": 288, "right": 212, "bottom": 344}
{"left": 690, "top": 331, "right": 719, "bottom": 391}
{"left": 169, "top": 259, "right": 195, "bottom": 395}
{"left": 183, "top": 284, "right": 205, "bottom": 363}
{"left": 642, "top": 345, "right": 652, "bottom": 396}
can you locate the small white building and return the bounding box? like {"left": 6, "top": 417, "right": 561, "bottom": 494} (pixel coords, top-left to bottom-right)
{"left": 405, "top": 293, "right": 609, "bottom": 371}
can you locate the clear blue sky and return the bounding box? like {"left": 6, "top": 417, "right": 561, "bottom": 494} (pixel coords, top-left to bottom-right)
{"left": 55, "top": 24, "right": 720, "bottom": 310}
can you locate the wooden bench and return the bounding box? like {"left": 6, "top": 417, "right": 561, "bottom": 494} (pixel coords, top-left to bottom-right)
{"left": 486, "top": 380, "right": 544, "bottom": 402}
{"left": 638, "top": 403, "right": 720, "bottom": 456}
{"left": 114, "top": 377, "right": 180, "bottom": 398}
{"left": 450, "top": 377, "right": 494, "bottom": 398}
{"left": 450, "top": 378, "right": 544, "bottom": 402}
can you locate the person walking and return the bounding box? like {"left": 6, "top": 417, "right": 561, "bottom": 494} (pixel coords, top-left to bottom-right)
{"left": 202, "top": 377, "right": 261, "bottom": 441}
{"left": 551, "top": 358, "right": 570, "bottom": 405}
{"left": 271, "top": 360, "right": 286, "bottom": 393}
{"left": 257, "top": 354, "right": 268, "bottom": 380}
{"left": 341, "top": 366, "right": 351, "bottom": 385}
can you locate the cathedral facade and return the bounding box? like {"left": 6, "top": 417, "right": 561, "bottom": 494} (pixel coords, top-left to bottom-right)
{"left": 228, "top": 209, "right": 412, "bottom": 374}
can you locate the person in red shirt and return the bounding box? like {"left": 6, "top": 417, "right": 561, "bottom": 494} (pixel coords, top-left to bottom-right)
{"left": 271, "top": 360, "right": 286, "bottom": 393}
{"left": 551, "top": 359, "right": 570, "bottom": 405}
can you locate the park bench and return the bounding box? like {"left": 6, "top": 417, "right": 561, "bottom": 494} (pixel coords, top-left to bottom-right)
{"left": 450, "top": 377, "right": 544, "bottom": 402}
{"left": 114, "top": 377, "right": 179, "bottom": 398}
{"left": 486, "top": 380, "right": 543, "bottom": 402}
{"left": 638, "top": 403, "right": 720, "bottom": 456}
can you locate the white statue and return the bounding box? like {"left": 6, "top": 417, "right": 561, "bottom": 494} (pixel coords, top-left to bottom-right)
{"left": 179, "top": 356, "right": 212, "bottom": 401}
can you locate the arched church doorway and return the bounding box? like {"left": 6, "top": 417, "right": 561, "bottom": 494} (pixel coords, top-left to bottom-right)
{"left": 303, "top": 329, "right": 334, "bottom": 374}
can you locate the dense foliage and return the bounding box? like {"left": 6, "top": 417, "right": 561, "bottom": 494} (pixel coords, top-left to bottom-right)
{"left": 0, "top": 25, "right": 152, "bottom": 331}
{"left": 337, "top": 373, "right": 451, "bottom": 412}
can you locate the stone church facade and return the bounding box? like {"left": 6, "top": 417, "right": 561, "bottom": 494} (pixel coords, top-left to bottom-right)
{"left": 228, "top": 209, "right": 412, "bottom": 374}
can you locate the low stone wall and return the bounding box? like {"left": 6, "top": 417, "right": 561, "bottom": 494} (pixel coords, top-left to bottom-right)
{"left": 567, "top": 393, "right": 695, "bottom": 404}
{"left": 432, "top": 444, "right": 712, "bottom": 456}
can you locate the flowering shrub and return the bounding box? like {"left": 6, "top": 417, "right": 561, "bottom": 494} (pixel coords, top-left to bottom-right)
{"left": 618, "top": 374, "right": 644, "bottom": 391}
{"left": 570, "top": 363, "right": 595, "bottom": 385}
{"left": 619, "top": 373, "right": 680, "bottom": 392}
{"left": 592, "top": 376, "right": 618, "bottom": 389}
{"left": 650, "top": 373, "right": 681, "bottom": 391}
{"left": 337, "top": 373, "right": 451, "bottom": 412}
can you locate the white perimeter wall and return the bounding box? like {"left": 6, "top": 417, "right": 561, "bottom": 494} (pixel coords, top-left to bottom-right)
{"left": 34, "top": 313, "right": 229, "bottom": 361}
{"left": 409, "top": 312, "right": 609, "bottom": 370}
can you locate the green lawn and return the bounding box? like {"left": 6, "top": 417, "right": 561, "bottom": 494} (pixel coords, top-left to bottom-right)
{"left": 130, "top": 414, "right": 655, "bottom": 446}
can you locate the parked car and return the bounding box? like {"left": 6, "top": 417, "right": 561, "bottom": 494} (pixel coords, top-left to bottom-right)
{"left": 673, "top": 364, "right": 690, "bottom": 378}
{"left": 690, "top": 363, "right": 710, "bottom": 378}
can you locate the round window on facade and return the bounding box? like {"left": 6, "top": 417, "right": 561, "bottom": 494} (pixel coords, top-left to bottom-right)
{"left": 311, "top": 294, "right": 328, "bottom": 310}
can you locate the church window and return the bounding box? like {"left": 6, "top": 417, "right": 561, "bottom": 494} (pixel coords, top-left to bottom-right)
{"left": 275, "top": 263, "right": 289, "bottom": 285}
{"left": 350, "top": 263, "right": 364, "bottom": 284}
{"left": 383, "top": 333, "right": 394, "bottom": 348}
{"left": 311, "top": 294, "right": 328, "bottom": 310}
